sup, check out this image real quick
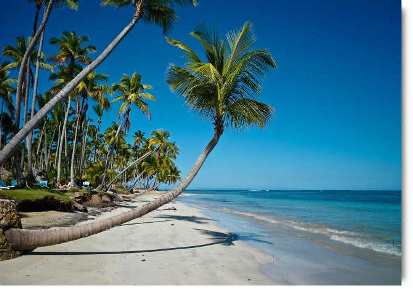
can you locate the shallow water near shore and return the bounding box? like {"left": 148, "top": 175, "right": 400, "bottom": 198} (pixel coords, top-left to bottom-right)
{"left": 180, "top": 190, "right": 401, "bottom": 285}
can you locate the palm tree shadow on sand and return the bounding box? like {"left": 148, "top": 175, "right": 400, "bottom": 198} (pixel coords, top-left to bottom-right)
{"left": 155, "top": 214, "right": 212, "bottom": 224}
{"left": 26, "top": 229, "right": 271, "bottom": 256}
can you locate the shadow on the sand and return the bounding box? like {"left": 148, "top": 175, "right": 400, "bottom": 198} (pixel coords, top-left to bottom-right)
{"left": 155, "top": 214, "right": 211, "bottom": 224}
{"left": 114, "top": 204, "right": 139, "bottom": 209}
{"left": 26, "top": 230, "right": 238, "bottom": 256}
{"left": 121, "top": 220, "right": 171, "bottom": 226}
{"left": 196, "top": 229, "right": 272, "bottom": 245}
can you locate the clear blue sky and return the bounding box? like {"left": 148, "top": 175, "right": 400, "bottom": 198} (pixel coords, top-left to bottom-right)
{"left": 0, "top": 0, "right": 401, "bottom": 190}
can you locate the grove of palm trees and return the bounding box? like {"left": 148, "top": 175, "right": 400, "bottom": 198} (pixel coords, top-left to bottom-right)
{"left": 0, "top": 0, "right": 275, "bottom": 260}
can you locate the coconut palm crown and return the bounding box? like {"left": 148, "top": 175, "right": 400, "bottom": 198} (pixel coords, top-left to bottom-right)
{"left": 166, "top": 22, "right": 276, "bottom": 135}
{"left": 101, "top": 0, "right": 199, "bottom": 34}
{"left": 112, "top": 72, "right": 155, "bottom": 131}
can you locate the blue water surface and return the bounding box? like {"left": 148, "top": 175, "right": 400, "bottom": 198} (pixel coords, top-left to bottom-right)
{"left": 179, "top": 190, "right": 402, "bottom": 284}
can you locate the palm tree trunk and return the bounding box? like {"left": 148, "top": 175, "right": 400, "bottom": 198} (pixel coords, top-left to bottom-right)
{"left": 42, "top": 123, "right": 48, "bottom": 170}
{"left": 23, "top": 62, "right": 31, "bottom": 173}
{"left": 105, "top": 148, "right": 158, "bottom": 190}
{"left": 54, "top": 123, "right": 62, "bottom": 168}
{"left": 27, "top": 28, "right": 46, "bottom": 174}
{"left": 57, "top": 96, "right": 71, "bottom": 182}
{"left": 33, "top": 122, "right": 45, "bottom": 170}
{"left": 45, "top": 125, "right": 57, "bottom": 171}
{"left": 79, "top": 119, "right": 89, "bottom": 178}
{"left": 26, "top": 3, "right": 45, "bottom": 174}
{"left": 64, "top": 126, "right": 68, "bottom": 181}
{"left": 32, "top": 2, "right": 42, "bottom": 36}
{"left": 0, "top": 3, "right": 143, "bottom": 167}
{"left": 4, "top": 128, "right": 222, "bottom": 251}
{"left": 3, "top": 0, "right": 211, "bottom": 253}
{"left": 93, "top": 119, "right": 101, "bottom": 163}
{"left": 14, "top": 0, "right": 54, "bottom": 136}
{"left": 69, "top": 111, "right": 81, "bottom": 187}
{"left": 99, "top": 105, "right": 129, "bottom": 189}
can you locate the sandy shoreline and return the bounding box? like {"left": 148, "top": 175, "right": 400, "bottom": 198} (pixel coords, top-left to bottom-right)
{"left": 0, "top": 192, "right": 276, "bottom": 285}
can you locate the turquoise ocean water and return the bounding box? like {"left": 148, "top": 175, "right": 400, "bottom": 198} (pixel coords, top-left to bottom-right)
{"left": 180, "top": 190, "right": 401, "bottom": 285}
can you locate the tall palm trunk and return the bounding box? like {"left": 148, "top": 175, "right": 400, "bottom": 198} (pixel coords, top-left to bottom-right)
{"left": 45, "top": 125, "right": 57, "bottom": 171}
{"left": 79, "top": 119, "right": 90, "bottom": 178}
{"left": 22, "top": 61, "right": 31, "bottom": 173}
{"left": 42, "top": 123, "right": 49, "bottom": 170}
{"left": 4, "top": 127, "right": 222, "bottom": 251}
{"left": 33, "top": 122, "right": 45, "bottom": 170}
{"left": 57, "top": 96, "right": 71, "bottom": 182}
{"left": 14, "top": 0, "right": 54, "bottom": 137}
{"left": 54, "top": 123, "right": 62, "bottom": 168}
{"left": 69, "top": 111, "right": 81, "bottom": 187}
{"left": 32, "top": 2, "right": 42, "bottom": 37}
{"left": 64, "top": 126, "right": 69, "bottom": 181}
{"left": 99, "top": 104, "right": 130, "bottom": 189}
{"left": 27, "top": 29, "right": 46, "bottom": 174}
{"left": 27, "top": 3, "right": 45, "bottom": 175}
{"left": 0, "top": 2, "right": 143, "bottom": 167}
{"left": 93, "top": 118, "right": 102, "bottom": 162}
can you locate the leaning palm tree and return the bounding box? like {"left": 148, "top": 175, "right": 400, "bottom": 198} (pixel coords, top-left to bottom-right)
{"left": 2, "top": 23, "right": 275, "bottom": 254}
{"left": 13, "top": 0, "right": 79, "bottom": 140}
{"left": 2, "top": 36, "right": 52, "bottom": 177}
{"left": 0, "top": 0, "right": 198, "bottom": 167}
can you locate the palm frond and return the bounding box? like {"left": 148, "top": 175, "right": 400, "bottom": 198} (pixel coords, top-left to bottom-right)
{"left": 224, "top": 98, "right": 274, "bottom": 130}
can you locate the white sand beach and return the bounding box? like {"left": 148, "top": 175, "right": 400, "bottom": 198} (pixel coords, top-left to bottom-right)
{"left": 0, "top": 192, "right": 276, "bottom": 285}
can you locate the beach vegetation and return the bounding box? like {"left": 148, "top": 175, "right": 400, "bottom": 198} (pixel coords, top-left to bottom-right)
{"left": 0, "top": 187, "right": 72, "bottom": 202}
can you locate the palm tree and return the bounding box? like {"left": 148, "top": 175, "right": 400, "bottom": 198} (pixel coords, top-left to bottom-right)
{"left": 49, "top": 31, "right": 96, "bottom": 71}
{"left": 132, "top": 130, "right": 146, "bottom": 149}
{"left": 27, "top": 1, "right": 80, "bottom": 176}
{"left": 99, "top": 72, "right": 155, "bottom": 190}
{"left": 2, "top": 36, "right": 52, "bottom": 135}
{"left": 0, "top": 0, "right": 198, "bottom": 167}
{"left": 2, "top": 37, "right": 52, "bottom": 177}
{"left": 68, "top": 71, "right": 111, "bottom": 186}
{"left": 0, "top": 60, "right": 16, "bottom": 151}
{"left": 13, "top": 0, "right": 79, "bottom": 144}
{"left": 163, "top": 22, "right": 275, "bottom": 192}
{"left": 2, "top": 23, "right": 275, "bottom": 253}
{"left": 92, "top": 104, "right": 108, "bottom": 162}
{"left": 49, "top": 31, "right": 96, "bottom": 183}
{"left": 12, "top": 0, "right": 55, "bottom": 144}
{"left": 148, "top": 129, "right": 178, "bottom": 159}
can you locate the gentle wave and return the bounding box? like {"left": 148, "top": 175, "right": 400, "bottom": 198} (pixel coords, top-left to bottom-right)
{"left": 330, "top": 235, "right": 401, "bottom": 257}
{"left": 215, "top": 206, "right": 400, "bottom": 257}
